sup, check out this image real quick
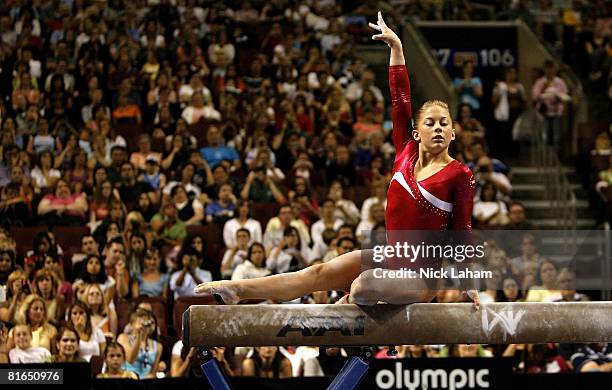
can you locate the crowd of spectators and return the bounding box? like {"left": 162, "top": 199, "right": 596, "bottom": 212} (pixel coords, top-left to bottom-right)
{"left": 0, "top": 0, "right": 608, "bottom": 382}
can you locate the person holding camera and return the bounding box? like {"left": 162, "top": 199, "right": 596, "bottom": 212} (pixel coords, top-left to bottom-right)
{"left": 169, "top": 248, "right": 212, "bottom": 299}
{"left": 117, "top": 308, "right": 163, "bottom": 379}
{"left": 240, "top": 166, "right": 286, "bottom": 203}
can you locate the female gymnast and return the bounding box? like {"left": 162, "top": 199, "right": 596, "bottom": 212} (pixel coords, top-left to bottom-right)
{"left": 195, "top": 12, "right": 480, "bottom": 308}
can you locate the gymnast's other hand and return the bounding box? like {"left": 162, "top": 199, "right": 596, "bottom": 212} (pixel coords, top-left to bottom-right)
{"left": 464, "top": 289, "right": 481, "bottom": 311}
{"left": 194, "top": 280, "right": 241, "bottom": 305}
{"left": 369, "top": 11, "right": 400, "bottom": 49}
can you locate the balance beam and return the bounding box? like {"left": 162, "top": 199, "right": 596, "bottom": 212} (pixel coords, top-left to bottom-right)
{"left": 183, "top": 302, "right": 612, "bottom": 347}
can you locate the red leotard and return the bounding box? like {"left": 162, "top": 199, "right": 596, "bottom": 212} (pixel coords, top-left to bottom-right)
{"left": 386, "top": 65, "right": 475, "bottom": 234}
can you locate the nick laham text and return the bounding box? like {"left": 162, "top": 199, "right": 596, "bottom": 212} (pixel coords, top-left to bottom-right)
{"left": 373, "top": 267, "right": 492, "bottom": 280}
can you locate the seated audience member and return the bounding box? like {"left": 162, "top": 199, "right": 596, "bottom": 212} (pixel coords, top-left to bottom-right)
{"left": 263, "top": 205, "right": 310, "bottom": 253}
{"left": 44, "top": 326, "right": 86, "bottom": 363}
{"left": 240, "top": 166, "right": 287, "bottom": 204}
{"left": 232, "top": 242, "right": 271, "bottom": 280}
{"left": 222, "top": 199, "right": 262, "bottom": 248}
{"left": 499, "top": 275, "right": 525, "bottom": 302}
{"left": 37, "top": 179, "right": 88, "bottom": 226}
{"left": 10, "top": 294, "right": 57, "bottom": 352}
{"left": 473, "top": 181, "right": 509, "bottom": 227}
{"left": 221, "top": 228, "right": 251, "bottom": 278}
{"left": 151, "top": 203, "right": 187, "bottom": 248}
{"left": 97, "top": 342, "right": 139, "bottom": 379}
{"left": 66, "top": 300, "right": 106, "bottom": 362}
{"left": 356, "top": 202, "right": 385, "bottom": 246}
{"left": 525, "top": 259, "right": 561, "bottom": 302}
{"left": 0, "top": 270, "right": 30, "bottom": 324}
{"left": 268, "top": 226, "right": 314, "bottom": 274}
{"left": 31, "top": 269, "right": 64, "bottom": 326}
{"left": 478, "top": 268, "right": 503, "bottom": 303}
{"left": 171, "top": 341, "right": 232, "bottom": 378}
{"left": 328, "top": 180, "right": 360, "bottom": 226}
{"left": 170, "top": 248, "right": 212, "bottom": 299}
{"left": 554, "top": 268, "right": 589, "bottom": 302}
{"left": 171, "top": 185, "right": 204, "bottom": 226}
{"left": 117, "top": 308, "right": 163, "bottom": 379}
{"left": 9, "top": 324, "right": 51, "bottom": 363}
{"left": 303, "top": 347, "right": 349, "bottom": 377}
{"left": 83, "top": 283, "right": 117, "bottom": 338}
{"left": 131, "top": 249, "right": 169, "bottom": 299}
{"left": 76, "top": 254, "right": 117, "bottom": 307}
{"left": 242, "top": 346, "right": 292, "bottom": 379}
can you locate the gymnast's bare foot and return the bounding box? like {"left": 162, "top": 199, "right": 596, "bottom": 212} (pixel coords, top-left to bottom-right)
{"left": 194, "top": 281, "right": 241, "bottom": 305}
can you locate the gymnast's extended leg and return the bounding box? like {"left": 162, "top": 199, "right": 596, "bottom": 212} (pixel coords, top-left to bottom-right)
{"left": 194, "top": 250, "right": 363, "bottom": 303}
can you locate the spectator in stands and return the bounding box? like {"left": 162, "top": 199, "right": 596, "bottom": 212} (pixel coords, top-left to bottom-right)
{"left": 170, "top": 248, "right": 212, "bottom": 299}
{"left": 328, "top": 180, "right": 360, "bottom": 226}
{"left": 499, "top": 275, "right": 525, "bottom": 302}
{"left": 163, "top": 162, "right": 202, "bottom": 200}
{"left": 97, "top": 342, "right": 139, "bottom": 379}
{"left": 526, "top": 259, "right": 561, "bottom": 302}
{"left": 171, "top": 185, "right": 204, "bottom": 226}
{"left": 77, "top": 253, "right": 116, "bottom": 307}
{"left": 356, "top": 202, "right": 385, "bottom": 247}
{"left": 303, "top": 347, "right": 349, "bottom": 377}
{"left": 130, "top": 135, "right": 161, "bottom": 173}
{"left": 139, "top": 155, "right": 166, "bottom": 192}
{"left": 29, "top": 150, "right": 61, "bottom": 193}
{"left": 242, "top": 346, "right": 292, "bottom": 379}
{"left": 83, "top": 283, "right": 117, "bottom": 338}
{"left": 8, "top": 324, "right": 51, "bottom": 363}
{"left": 116, "top": 162, "right": 157, "bottom": 210}
{"left": 135, "top": 192, "right": 157, "bottom": 223}
{"left": 181, "top": 91, "right": 221, "bottom": 124}
{"left": 268, "top": 226, "right": 314, "bottom": 274}
{"left": 223, "top": 199, "right": 262, "bottom": 248}
{"left": 221, "top": 228, "right": 250, "bottom": 279}
{"left": 31, "top": 269, "right": 63, "bottom": 326}
{"left": 554, "top": 268, "right": 589, "bottom": 302}
{"left": 131, "top": 249, "right": 169, "bottom": 299}
{"left": 125, "top": 232, "right": 147, "bottom": 279}
{"left": 510, "top": 233, "right": 542, "bottom": 276}
{"left": 525, "top": 344, "right": 570, "bottom": 373}
{"left": 325, "top": 145, "right": 356, "bottom": 187}
{"left": 44, "top": 326, "right": 85, "bottom": 363}
{"left": 507, "top": 201, "right": 531, "bottom": 229}
{"left": 0, "top": 182, "right": 32, "bottom": 230}
{"left": 456, "top": 103, "right": 486, "bottom": 139}
{"left": 37, "top": 179, "right": 88, "bottom": 227}
{"left": 11, "top": 294, "right": 57, "bottom": 352}
{"left": 118, "top": 308, "right": 163, "bottom": 379}
{"left": 64, "top": 148, "right": 90, "bottom": 194}
{"left": 151, "top": 203, "right": 187, "bottom": 248}
{"left": 492, "top": 67, "right": 526, "bottom": 156}
{"left": 473, "top": 181, "right": 510, "bottom": 227}
{"left": 112, "top": 94, "right": 142, "bottom": 126}
{"left": 454, "top": 60, "right": 483, "bottom": 112}
{"left": 200, "top": 125, "right": 240, "bottom": 171}
{"left": 563, "top": 343, "right": 612, "bottom": 372}
{"left": 241, "top": 165, "right": 287, "bottom": 204}
{"left": 66, "top": 300, "right": 105, "bottom": 363}
{"left": 0, "top": 269, "right": 30, "bottom": 324}
{"left": 0, "top": 249, "right": 15, "bottom": 286}
{"left": 474, "top": 156, "right": 512, "bottom": 197}
{"left": 532, "top": 60, "right": 571, "bottom": 148}
{"left": 311, "top": 199, "right": 344, "bottom": 259}
{"left": 232, "top": 242, "right": 271, "bottom": 281}
{"left": 89, "top": 180, "right": 119, "bottom": 227}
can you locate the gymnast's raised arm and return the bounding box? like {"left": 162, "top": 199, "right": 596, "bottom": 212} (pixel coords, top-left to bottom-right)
{"left": 369, "top": 11, "right": 413, "bottom": 155}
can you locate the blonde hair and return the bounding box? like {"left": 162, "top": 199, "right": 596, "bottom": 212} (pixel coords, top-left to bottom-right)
{"left": 414, "top": 100, "right": 452, "bottom": 128}
{"left": 83, "top": 283, "right": 108, "bottom": 317}
{"left": 16, "top": 294, "right": 48, "bottom": 327}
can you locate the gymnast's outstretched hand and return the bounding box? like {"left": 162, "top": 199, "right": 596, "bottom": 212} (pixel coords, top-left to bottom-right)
{"left": 369, "top": 11, "right": 401, "bottom": 49}
{"left": 194, "top": 280, "right": 241, "bottom": 305}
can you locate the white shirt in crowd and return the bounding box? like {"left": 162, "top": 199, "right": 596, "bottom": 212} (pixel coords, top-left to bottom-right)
{"left": 232, "top": 260, "right": 271, "bottom": 280}
{"left": 360, "top": 197, "right": 387, "bottom": 222}
{"left": 223, "top": 218, "right": 262, "bottom": 248}
{"left": 79, "top": 327, "right": 106, "bottom": 362}
{"left": 9, "top": 347, "right": 51, "bottom": 363}
{"left": 170, "top": 268, "right": 213, "bottom": 299}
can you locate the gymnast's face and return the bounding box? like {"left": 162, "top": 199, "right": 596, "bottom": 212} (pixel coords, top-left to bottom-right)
{"left": 414, "top": 105, "right": 455, "bottom": 154}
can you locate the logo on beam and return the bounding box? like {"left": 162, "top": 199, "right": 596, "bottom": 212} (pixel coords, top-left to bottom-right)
{"left": 276, "top": 315, "right": 366, "bottom": 337}
{"left": 481, "top": 305, "right": 525, "bottom": 341}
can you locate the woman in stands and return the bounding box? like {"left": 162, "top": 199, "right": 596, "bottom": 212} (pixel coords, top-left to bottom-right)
{"left": 195, "top": 12, "right": 479, "bottom": 307}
